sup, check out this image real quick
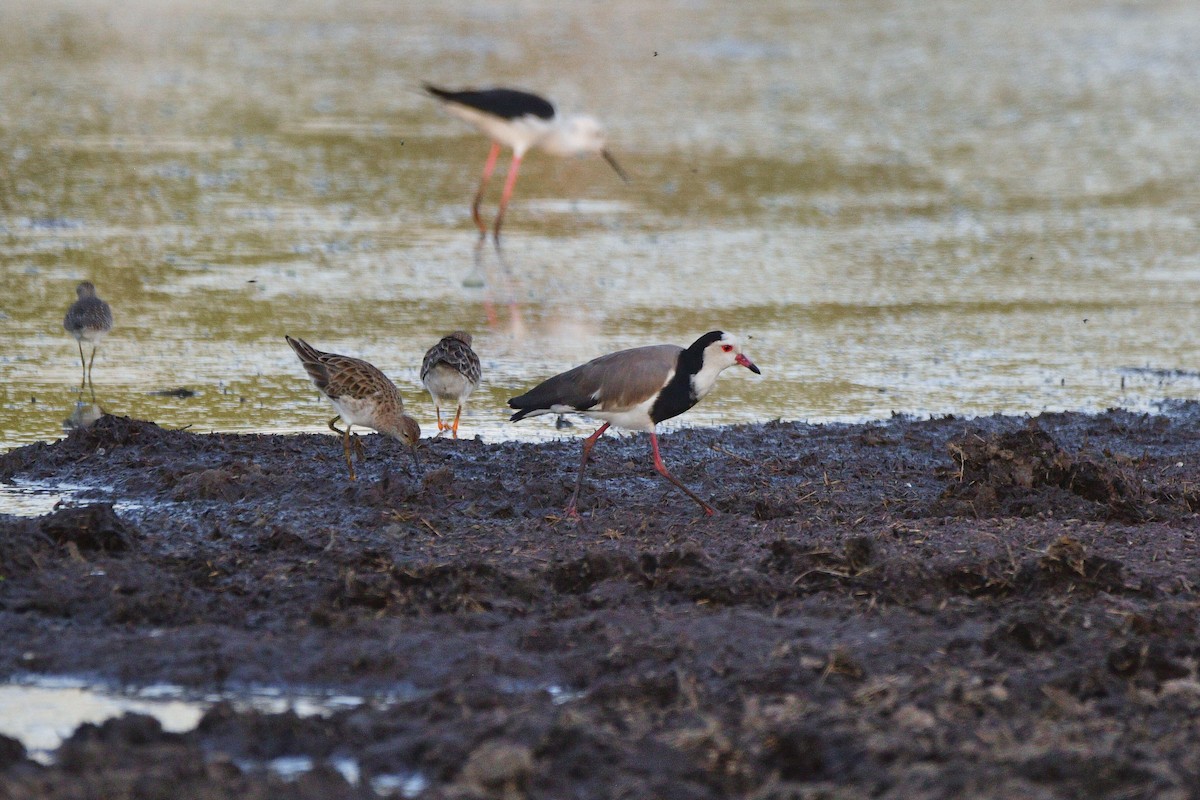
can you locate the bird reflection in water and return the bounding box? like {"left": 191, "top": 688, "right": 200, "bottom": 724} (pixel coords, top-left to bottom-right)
{"left": 64, "top": 401, "right": 104, "bottom": 433}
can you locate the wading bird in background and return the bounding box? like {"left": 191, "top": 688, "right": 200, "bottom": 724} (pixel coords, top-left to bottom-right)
{"left": 424, "top": 83, "right": 628, "bottom": 242}
{"left": 63, "top": 281, "right": 113, "bottom": 402}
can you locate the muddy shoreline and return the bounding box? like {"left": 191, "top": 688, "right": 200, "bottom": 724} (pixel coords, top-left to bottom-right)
{"left": 2, "top": 407, "right": 1199, "bottom": 798}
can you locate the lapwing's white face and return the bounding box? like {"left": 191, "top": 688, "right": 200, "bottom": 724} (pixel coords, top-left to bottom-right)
{"left": 704, "top": 332, "right": 761, "bottom": 375}
{"left": 690, "top": 332, "right": 761, "bottom": 402}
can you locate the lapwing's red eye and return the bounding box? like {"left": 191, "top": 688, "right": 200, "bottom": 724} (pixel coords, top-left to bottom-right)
{"left": 721, "top": 344, "right": 734, "bottom": 352}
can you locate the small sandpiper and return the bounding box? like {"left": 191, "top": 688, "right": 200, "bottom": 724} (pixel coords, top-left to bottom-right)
{"left": 421, "top": 331, "right": 482, "bottom": 439}
{"left": 63, "top": 281, "right": 114, "bottom": 402}
{"left": 285, "top": 336, "right": 421, "bottom": 480}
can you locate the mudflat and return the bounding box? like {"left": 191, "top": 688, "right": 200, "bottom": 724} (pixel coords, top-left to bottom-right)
{"left": 1, "top": 407, "right": 1198, "bottom": 798}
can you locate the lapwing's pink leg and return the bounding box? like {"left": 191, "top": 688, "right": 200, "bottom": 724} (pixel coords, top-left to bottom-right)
{"left": 492, "top": 152, "right": 524, "bottom": 242}
{"left": 650, "top": 432, "right": 715, "bottom": 516}
{"left": 473, "top": 141, "right": 502, "bottom": 236}
{"left": 567, "top": 422, "right": 610, "bottom": 517}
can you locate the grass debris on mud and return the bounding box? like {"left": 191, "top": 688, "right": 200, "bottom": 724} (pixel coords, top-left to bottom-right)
{"left": 2, "top": 406, "right": 1200, "bottom": 798}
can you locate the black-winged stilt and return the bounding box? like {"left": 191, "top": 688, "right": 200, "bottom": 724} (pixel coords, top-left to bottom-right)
{"left": 424, "top": 84, "right": 628, "bottom": 241}
{"left": 508, "top": 331, "right": 760, "bottom": 517}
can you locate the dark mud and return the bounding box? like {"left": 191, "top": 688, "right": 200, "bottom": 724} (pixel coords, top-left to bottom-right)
{"left": 2, "top": 406, "right": 1200, "bottom": 799}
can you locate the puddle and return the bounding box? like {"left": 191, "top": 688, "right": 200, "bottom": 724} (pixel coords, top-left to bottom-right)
{"left": 0, "top": 479, "right": 98, "bottom": 518}
{"left": 0, "top": 478, "right": 158, "bottom": 519}
{"left": 497, "top": 676, "right": 588, "bottom": 706}
{"left": 0, "top": 675, "right": 415, "bottom": 764}
{"left": 370, "top": 772, "right": 430, "bottom": 798}
{"left": 0, "top": 681, "right": 204, "bottom": 760}
{"left": 258, "top": 755, "right": 427, "bottom": 797}
{"left": 546, "top": 684, "right": 587, "bottom": 705}
{"left": 0, "top": 671, "right": 570, "bottom": 795}
{"left": 0, "top": 675, "right": 436, "bottom": 795}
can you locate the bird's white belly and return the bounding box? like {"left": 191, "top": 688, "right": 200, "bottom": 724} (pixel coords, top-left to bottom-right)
{"left": 424, "top": 366, "right": 475, "bottom": 407}
{"left": 554, "top": 395, "right": 658, "bottom": 433}
{"left": 330, "top": 395, "right": 381, "bottom": 430}
{"left": 448, "top": 105, "right": 552, "bottom": 153}
{"left": 73, "top": 329, "right": 108, "bottom": 344}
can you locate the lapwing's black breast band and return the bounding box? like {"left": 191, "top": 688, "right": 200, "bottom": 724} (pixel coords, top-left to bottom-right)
{"left": 649, "top": 358, "right": 699, "bottom": 425}
{"left": 648, "top": 332, "right": 724, "bottom": 424}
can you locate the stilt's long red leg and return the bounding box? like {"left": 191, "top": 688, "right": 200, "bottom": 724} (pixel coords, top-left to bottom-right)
{"left": 472, "top": 141, "right": 502, "bottom": 236}
{"left": 492, "top": 152, "right": 524, "bottom": 242}
{"left": 650, "top": 432, "right": 714, "bottom": 516}
{"left": 567, "top": 422, "right": 610, "bottom": 517}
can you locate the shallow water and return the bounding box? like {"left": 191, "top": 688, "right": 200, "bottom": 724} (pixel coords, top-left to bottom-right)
{"left": 0, "top": 675, "right": 375, "bottom": 760}
{"left": 0, "top": 671, "right": 567, "bottom": 776}
{"left": 3, "top": 0, "right": 1200, "bottom": 456}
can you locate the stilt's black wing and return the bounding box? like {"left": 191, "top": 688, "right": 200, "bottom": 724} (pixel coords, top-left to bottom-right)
{"left": 424, "top": 84, "right": 554, "bottom": 120}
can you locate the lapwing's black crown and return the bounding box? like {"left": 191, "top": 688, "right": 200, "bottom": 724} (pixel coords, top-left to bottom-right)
{"left": 688, "top": 331, "right": 727, "bottom": 352}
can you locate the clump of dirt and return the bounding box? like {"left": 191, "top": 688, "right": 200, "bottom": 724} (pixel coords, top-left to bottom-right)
{"left": 168, "top": 463, "right": 273, "bottom": 502}
{"left": 940, "top": 533, "right": 1134, "bottom": 599}
{"left": 939, "top": 421, "right": 1150, "bottom": 520}
{"left": 456, "top": 740, "right": 536, "bottom": 797}
{"left": 0, "top": 503, "right": 137, "bottom": 576}
{"left": 1036, "top": 534, "right": 1127, "bottom": 591}
{"left": 61, "top": 414, "right": 170, "bottom": 453}
{"left": 39, "top": 503, "right": 138, "bottom": 552}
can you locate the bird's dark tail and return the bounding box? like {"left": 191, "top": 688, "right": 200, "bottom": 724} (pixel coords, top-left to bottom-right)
{"left": 508, "top": 401, "right": 535, "bottom": 423}
{"left": 423, "top": 83, "right": 454, "bottom": 101}
{"left": 285, "top": 335, "right": 330, "bottom": 390}
{"left": 285, "top": 335, "right": 322, "bottom": 363}
{"left": 507, "top": 393, "right": 543, "bottom": 423}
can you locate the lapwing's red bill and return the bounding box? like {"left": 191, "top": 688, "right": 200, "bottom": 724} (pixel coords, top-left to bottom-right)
{"left": 507, "top": 330, "right": 760, "bottom": 517}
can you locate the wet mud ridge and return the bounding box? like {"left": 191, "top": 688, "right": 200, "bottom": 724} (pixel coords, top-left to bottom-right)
{"left": 2, "top": 406, "right": 1200, "bottom": 798}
